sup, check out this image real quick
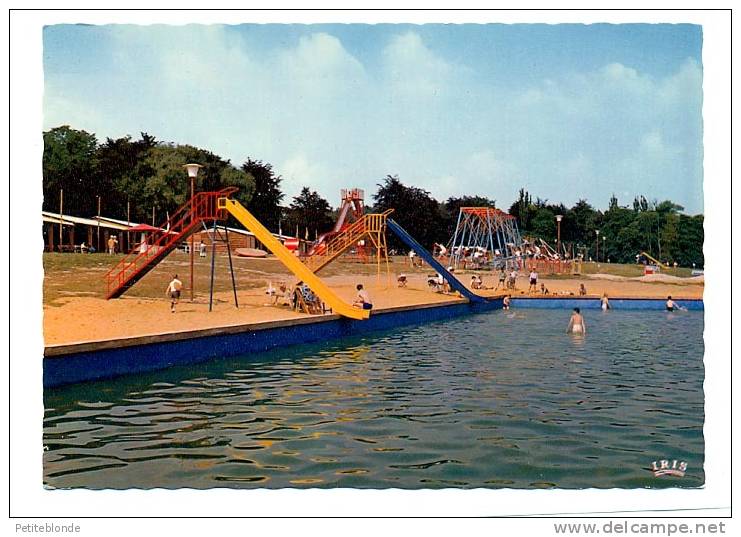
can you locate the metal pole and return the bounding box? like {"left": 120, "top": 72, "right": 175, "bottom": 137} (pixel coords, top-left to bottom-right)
{"left": 209, "top": 219, "right": 217, "bottom": 312}
{"left": 190, "top": 176, "right": 195, "bottom": 302}
{"left": 224, "top": 224, "right": 239, "bottom": 308}
{"left": 596, "top": 234, "right": 599, "bottom": 262}
{"left": 97, "top": 195, "right": 101, "bottom": 253}
{"left": 59, "top": 189, "right": 63, "bottom": 249}
{"left": 126, "top": 199, "right": 131, "bottom": 253}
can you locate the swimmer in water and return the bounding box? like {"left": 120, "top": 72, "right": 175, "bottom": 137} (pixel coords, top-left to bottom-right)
{"left": 666, "top": 295, "right": 677, "bottom": 311}
{"left": 600, "top": 293, "right": 610, "bottom": 311}
{"left": 567, "top": 307, "right": 586, "bottom": 334}
{"left": 503, "top": 295, "right": 511, "bottom": 310}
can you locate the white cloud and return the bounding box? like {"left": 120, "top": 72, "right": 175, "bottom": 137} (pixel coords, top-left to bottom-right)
{"left": 278, "top": 32, "right": 366, "bottom": 91}
{"left": 42, "top": 25, "right": 704, "bottom": 214}
{"left": 382, "top": 31, "right": 455, "bottom": 97}
{"left": 278, "top": 153, "right": 334, "bottom": 203}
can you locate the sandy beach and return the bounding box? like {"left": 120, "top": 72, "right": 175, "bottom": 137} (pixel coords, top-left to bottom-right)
{"left": 44, "top": 265, "right": 703, "bottom": 346}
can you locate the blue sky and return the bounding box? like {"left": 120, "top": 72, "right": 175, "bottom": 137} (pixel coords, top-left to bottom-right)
{"left": 43, "top": 23, "right": 704, "bottom": 214}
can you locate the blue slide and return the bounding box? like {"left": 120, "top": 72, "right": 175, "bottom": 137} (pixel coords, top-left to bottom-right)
{"left": 387, "top": 218, "right": 489, "bottom": 304}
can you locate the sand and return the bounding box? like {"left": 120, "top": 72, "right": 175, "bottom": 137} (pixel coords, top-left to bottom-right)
{"left": 43, "top": 270, "right": 703, "bottom": 347}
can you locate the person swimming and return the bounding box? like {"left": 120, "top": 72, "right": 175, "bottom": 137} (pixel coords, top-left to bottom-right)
{"left": 503, "top": 295, "right": 511, "bottom": 310}
{"left": 666, "top": 296, "right": 677, "bottom": 312}
{"left": 567, "top": 307, "right": 586, "bottom": 334}
{"left": 600, "top": 293, "right": 610, "bottom": 311}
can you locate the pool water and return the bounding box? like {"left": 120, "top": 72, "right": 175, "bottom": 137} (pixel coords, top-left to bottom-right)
{"left": 43, "top": 309, "right": 704, "bottom": 489}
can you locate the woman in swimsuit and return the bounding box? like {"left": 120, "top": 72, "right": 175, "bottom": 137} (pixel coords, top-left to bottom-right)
{"left": 567, "top": 307, "right": 586, "bottom": 334}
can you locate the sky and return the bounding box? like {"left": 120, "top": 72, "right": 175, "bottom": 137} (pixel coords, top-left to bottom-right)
{"left": 43, "top": 23, "right": 704, "bottom": 214}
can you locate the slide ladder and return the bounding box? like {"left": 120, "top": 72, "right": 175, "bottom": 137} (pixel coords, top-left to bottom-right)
{"left": 386, "top": 218, "right": 488, "bottom": 304}
{"left": 218, "top": 196, "right": 370, "bottom": 320}
{"left": 303, "top": 211, "right": 392, "bottom": 274}
{"left": 104, "top": 189, "right": 234, "bottom": 299}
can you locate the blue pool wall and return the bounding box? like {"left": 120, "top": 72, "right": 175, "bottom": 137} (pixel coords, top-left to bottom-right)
{"left": 44, "top": 299, "right": 501, "bottom": 388}
{"left": 44, "top": 296, "right": 702, "bottom": 388}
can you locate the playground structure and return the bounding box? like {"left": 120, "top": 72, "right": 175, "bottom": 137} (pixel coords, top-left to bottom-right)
{"left": 104, "top": 188, "right": 370, "bottom": 320}
{"left": 303, "top": 210, "right": 392, "bottom": 275}
{"left": 447, "top": 207, "right": 524, "bottom": 271}
{"left": 523, "top": 237, "right": 579, "bottom": 275}
{"left": 636, "top": 251, "right": 664, "bottom": 274}
{"left": 306, "top": 188, "right": 367, "bottom": 261}
{"left": 104, "top": 189, "right": 500, "bottom": 320}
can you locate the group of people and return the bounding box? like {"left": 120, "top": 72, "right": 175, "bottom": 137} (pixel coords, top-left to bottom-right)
{"left": 166, "top": 273, "right": 374, "bottom": 315}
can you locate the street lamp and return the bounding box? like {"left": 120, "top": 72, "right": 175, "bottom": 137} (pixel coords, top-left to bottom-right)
{"left": 602, "top": 235, "right": 606, "bottom": 263}
{"left": 595, "top": 229, "right": 600, "bottom": 263}
{"left": 183, "top": 163, "right": 203, "bottom": 302}
{"left": 555, "top": 215, "right": 563, "bottom": 257}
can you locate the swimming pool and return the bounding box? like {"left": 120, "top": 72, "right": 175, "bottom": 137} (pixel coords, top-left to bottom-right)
{"left": 43, "top": 309, "right": 704, "bottom": 489}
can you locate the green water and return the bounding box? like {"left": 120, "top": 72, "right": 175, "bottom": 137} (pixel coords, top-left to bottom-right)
{"left": 43, "top": 309, "right": 704, "bottom": 489}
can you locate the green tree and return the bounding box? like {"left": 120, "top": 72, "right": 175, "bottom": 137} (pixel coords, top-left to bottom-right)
{"left": 94, "top": 133, "right": 157, "bottom": 220}
{"left": 285, "top": 187, "right": 334, "bottom": 239}
{"left": 135, "top": 144, "right": 253, "bottom": 225}
{"left": 241, "top": 158, "right": 284, "bottom": 232}
{"left": 43, "top": 126, "right": 99, "bottom": 216}
{"left": 508, "top": 188, "right": 536, "bottom": 232}
{"left": 372, "top": 175, "right": 446, "bottom": 251}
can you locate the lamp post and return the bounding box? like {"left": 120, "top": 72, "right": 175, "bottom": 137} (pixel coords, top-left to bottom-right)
{"left": 555, "top": 214, "right": 563, "bottom": 257}
{"left": 602, "top": 235, "right": 606, "bottom": 263}
{"left": 183, "top": 163, "right": 203, "bottom": 302}
{"left": 595, "top": 229, "right": 600, "bottom": 263}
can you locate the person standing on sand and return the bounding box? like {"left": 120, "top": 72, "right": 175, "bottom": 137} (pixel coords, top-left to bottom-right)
{"left": 166, "top": 274, "right": 183, "bottom": 313}
{"left": 528, "top": 268, "right": 538, "bottom": 293}
{"left": 567, "top": 307, "right": 586, "bottom": 335}
{"left": 496, "top": 268, "right": 506, "bottom": 290}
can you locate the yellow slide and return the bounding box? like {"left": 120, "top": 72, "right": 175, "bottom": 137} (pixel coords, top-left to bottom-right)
{"left": 218, "top": 197, "right": 370, "bottom": 320}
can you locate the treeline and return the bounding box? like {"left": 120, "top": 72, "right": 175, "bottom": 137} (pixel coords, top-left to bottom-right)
{"left": 508, "top": 189, "right": 704, "bottom": 268}
{"left": 43, "top": 126, "right": 703, "bottom": 267}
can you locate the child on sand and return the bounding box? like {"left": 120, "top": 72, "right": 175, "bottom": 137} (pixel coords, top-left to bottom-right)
{"left": 496, "top": 268, "right": 506, "bottom": 290}
{"left": 567, "top": 307, "right": 586, "bottom": 335}
{"left": 166, "top": 274, "right": 183, "bottom": 313}
{"left": 528, "top": 268, "right": 538, "bottom": 293}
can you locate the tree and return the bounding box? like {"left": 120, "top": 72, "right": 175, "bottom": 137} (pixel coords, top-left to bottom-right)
{"left": 241, "top": 159, "right": 284, "bottom": 232}
{"left": 136, "top": 144, "right": 253, "bottom": 225}
{"left": 43, "top": 126, "right": 99, "bottom": 216}
{"left": 285, "top": 187, "right": 334, "bottom": 238}
{"left": 94, "top": 133, "right": 158, "bottom": 220}
{"left": 372, "top": 175, "right": 446, "bottom": 251}
{"left": 508, "top": 188, "right": 536, "bottom": 231}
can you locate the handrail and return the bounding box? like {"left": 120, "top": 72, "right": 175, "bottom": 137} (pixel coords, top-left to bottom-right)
{"left": 303, "top": 211, "right": 393, "bottom": 273}
{"left": 104, "top": 189, "right": 232, "bottom": 297}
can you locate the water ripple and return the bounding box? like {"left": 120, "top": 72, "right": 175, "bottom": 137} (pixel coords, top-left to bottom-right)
{"left": 44, "top": 310, "right": 704, "bottom": 489}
